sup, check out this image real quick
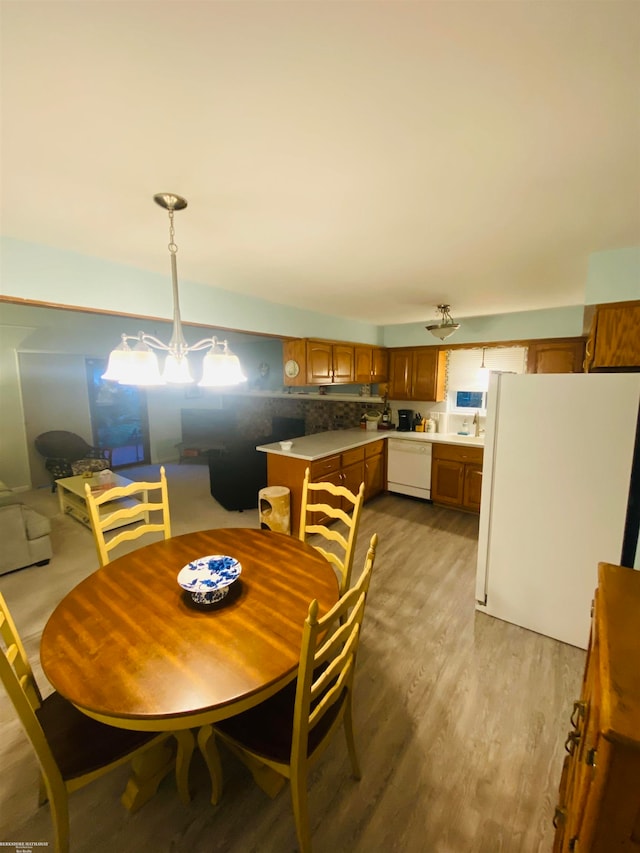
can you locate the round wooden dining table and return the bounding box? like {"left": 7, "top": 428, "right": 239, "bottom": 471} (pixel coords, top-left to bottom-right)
{"left": 40, "top": 528, "right": 339, "bottom": 732}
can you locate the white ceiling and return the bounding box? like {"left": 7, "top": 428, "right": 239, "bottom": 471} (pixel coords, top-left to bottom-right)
{"left": 2, "top": 1, "right": 639, "bottom": 326}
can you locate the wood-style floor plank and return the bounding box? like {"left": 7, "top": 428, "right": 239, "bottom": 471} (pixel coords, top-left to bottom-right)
{"left": 0, "top": 471, "right": 586, "bottom": 852}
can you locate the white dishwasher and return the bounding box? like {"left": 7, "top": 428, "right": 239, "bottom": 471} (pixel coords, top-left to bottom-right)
{"left": 387, "top": 438, "right": 432, "bottom": 500}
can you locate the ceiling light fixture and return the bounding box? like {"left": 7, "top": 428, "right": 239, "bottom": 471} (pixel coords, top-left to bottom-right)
{"left": 425, "top": 304, "right": 460, "bottom": 342}
{"left": 102, "top": 193, "right": 247, "bottom": 387}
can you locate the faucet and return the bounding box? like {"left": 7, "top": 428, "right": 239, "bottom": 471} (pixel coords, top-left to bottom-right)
{"left": 473, "top": 410, "right": 481, "bottom": 437}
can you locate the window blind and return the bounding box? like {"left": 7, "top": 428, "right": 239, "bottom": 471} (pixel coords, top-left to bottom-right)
{"left": 446, "top": 346, "right": 527, "bottom": 393}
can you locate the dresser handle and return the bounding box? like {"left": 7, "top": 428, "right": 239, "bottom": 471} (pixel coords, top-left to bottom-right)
{"left": 553, "top": 806, "right": 566, "bottom": 828}
{"left": 570, "top": 700, "right": 586, "bottom": 729}
{"left": 565, "top": 731, "right": 580, "bottom": 755}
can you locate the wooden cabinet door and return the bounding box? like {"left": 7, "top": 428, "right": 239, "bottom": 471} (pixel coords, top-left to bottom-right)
{"left": 282, "top": 339, "right": 307, "bottom": 386}
{"left": 412, "top": 348, "right": 446, "bottom": 402}
{"left": 332, "top": 344, "right": 355, "bottom": 383}
{"left": 591, "top": 302, "right": 640, "bottom": 369}
{"left": 431, "top": 458, "right": 464, "bottom": 506}
{"left": 341, "top": 460, "right": 365, "bottom": 502}
{"left": 463, "top": 463, "right": 483, "bottom": 512}
{"left": 354, "top": 346, "right": 373, "bottom": 383}
{"left": 309, "top": 468, "right": 343, "bottom": 523}
{"left": 306, "top": 341, "right": 333, "bottom": 383}
{"left": 371, "top": 347, "right": 388, "bottom": 382}
{"left": 388, "top": 349, "right": 412, "bottom": 399}
{"left": 364, "top": 452, "right": 384, "bottom": 500}
{"left": 527, "top": 340, "right": 586, "bottom": 374}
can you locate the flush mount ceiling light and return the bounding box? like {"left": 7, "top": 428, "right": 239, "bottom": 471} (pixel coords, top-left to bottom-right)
{"left": 102, "top": 193, "right": 247, "bottom": 387}
{"left": 425, "top": 304, "right": 461, "bottom": 342}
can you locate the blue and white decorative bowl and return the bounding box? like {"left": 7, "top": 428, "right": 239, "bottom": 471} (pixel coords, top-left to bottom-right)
{"left": 177, "top": 555, "right": 242, "bottom": 605}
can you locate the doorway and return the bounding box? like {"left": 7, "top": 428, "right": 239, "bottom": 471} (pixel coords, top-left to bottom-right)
{"left": 86, "top": 359, "right": 150, "bottom": 468}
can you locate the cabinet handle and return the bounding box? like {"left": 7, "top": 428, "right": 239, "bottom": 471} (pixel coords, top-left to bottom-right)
{"left": 570, "top": 700, "right": 586, "bottom": 729}
{"left": 585, "top": 747, "right": 597, "bottom": 768}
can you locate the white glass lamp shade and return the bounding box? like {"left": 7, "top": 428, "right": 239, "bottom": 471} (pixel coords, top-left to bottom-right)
{"left": 477, "top": 366, "right": 490, "bottom": 391}
{"left": 427, "top": 323, "right": 460, "bottom": 341}
{"left": 102, "top": 346, "right": 132, "bottom": 382}
{"left": 118, "top": 346, "right": 165, "bottom": 386}
{"left": 162, "top": 353, "right": 194, "bottom": 384}
{"left": 199, "top": 351, "right": 247, "bottom": 387}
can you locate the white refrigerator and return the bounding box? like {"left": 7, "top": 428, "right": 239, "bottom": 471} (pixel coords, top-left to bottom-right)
{"left": 475, "top": 372, "right": 640, "bottom": 649}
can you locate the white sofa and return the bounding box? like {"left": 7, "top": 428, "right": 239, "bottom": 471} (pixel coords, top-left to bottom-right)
{"left": 0, "top": 481, "right": 52, "bottom": 575}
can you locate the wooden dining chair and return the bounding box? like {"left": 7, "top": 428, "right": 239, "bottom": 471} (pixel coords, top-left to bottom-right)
{"left": 210, "top": 533, "right": 378, "bottom": 853}
{"left": 298, "top": 466, "right": 365, "bottom": 594}
{"left": 0, "top": 591, "right": 194, "bottom": 853}
{"left": 84, "top": 465, "right": 171, "bottom": 566}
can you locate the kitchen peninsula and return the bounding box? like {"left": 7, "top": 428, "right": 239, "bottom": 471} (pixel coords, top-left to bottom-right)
{"left": 258, "top": 428, "right": 484, "bottom": 532}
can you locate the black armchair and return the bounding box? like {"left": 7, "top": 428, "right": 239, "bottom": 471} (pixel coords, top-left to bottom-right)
{"left": 34, "top": 431, "right": 113, "bottom": 492}
{"left": 208, "top": 437, "right": 269, "bottom": 511}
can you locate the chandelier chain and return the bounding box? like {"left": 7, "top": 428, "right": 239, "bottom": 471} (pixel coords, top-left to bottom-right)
{"left": 168, "top": 207, "right": 178, "bottom": 255}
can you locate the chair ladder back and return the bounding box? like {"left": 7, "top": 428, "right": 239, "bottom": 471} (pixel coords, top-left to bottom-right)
{"left": 291, "top": 534, "right": 377, "bottom": 766}
{"left": 0, "top": 593, "right": 42, "bottom": 709}
{"left": 85, "top": 466, "right": 171, "bottom": 566}
{"left": 298, "top": 468, "right": 365, "bottom": 594}
{"left": 0, "top": 595, "right": 65, "bottom": 799}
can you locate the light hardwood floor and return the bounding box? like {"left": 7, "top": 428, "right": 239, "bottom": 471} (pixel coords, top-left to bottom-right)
{"left": 0, "top": 465, "right": 585, "bottom": 852}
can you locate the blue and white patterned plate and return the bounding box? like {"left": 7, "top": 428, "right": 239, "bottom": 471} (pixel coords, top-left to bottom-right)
{"left": 177, "top": 555, "right": 242, "bottom": 605}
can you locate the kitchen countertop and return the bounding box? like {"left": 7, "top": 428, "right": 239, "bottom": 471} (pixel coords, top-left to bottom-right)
{"left": 257, "top": 427, "right": 484, "bottom": 461}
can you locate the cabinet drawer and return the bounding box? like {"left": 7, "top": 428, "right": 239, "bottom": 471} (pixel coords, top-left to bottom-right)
{"left": 341, "top": 447, "right": 365, "bottom": 467}
{"left": 310, "top": 455, "right": 340, "bottom": 478}
{"left": 433, "top": 443, "right": 483, "bottom": 465}
{"left": 365, "top": 439, "right": 385, "bottom": 458}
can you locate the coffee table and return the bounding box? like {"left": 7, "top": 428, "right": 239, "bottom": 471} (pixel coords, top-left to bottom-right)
{"left": 56, "top": 473, "right": 146, "bottom": 531}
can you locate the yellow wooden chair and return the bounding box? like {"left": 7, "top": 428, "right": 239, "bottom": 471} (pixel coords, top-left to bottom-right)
{"left": 84, "top": 465, "right": 171, "bottom": 566}
{"left": 210, "top": 533, "right": 378, "bottom": 853}
{"left": 298, "top": 466, "right": 365, "bottom": 594}
{"left": 0, "top": 591, "right": 194, "bottom": 853}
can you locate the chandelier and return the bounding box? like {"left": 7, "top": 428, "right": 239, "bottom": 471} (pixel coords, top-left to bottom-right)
{"left": 425, "top": 304, "right": 460, "bottom": 342}
{"left": 102, "top": 193, "right": 247, "bottom": 387}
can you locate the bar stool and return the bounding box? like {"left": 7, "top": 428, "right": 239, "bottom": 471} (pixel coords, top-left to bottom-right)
{"left": 259, "top": 486, "right": 291, "bottom": 534}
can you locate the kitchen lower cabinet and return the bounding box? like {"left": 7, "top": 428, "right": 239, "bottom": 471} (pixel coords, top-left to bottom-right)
{"left": 431, "top": 444, "right": 484, "bottom": 513}
{"left": 364, "top": 439, "right": 385, "bottom": 501}
{"left": 552, "top": 562, "right": 640, "bottom": 852}
{"left": 265, "top": 445, "right": 367, "bottom": 533}
{"left": 463, "top": 462, "right": 483, "bottom": 512}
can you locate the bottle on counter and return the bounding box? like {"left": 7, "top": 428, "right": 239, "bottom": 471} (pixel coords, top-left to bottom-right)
{"left": 360, "top": 413, "right": 367, "bottom": 430}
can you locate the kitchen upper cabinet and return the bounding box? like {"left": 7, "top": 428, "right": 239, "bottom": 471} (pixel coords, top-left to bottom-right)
{"left": 431, "top": 443, "right": 484, "bottom": 513}
{"left": 355, "top": 346, "right": 389, "bottom": 384}
{"left": 584, "top": 300, "right": 640, "bottom": 371}
{"left": 388, "top": 349, "right": 412, "bottom": 399}
{"left": 527, "top": 338, "right": 586, "bottom": 374}
{"left": 388, "top": 347, "right": 446, "bottom": 401}
{"left": 306, "top": 340, "right": 354, "bottom": 384}
{"left": 282, "top": 339, "right": 308, "bottom": 386}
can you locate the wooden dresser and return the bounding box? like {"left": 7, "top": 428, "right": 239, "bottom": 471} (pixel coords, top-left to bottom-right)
{"left": 553, "top": 563, "right": 640, "bottom": 852}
